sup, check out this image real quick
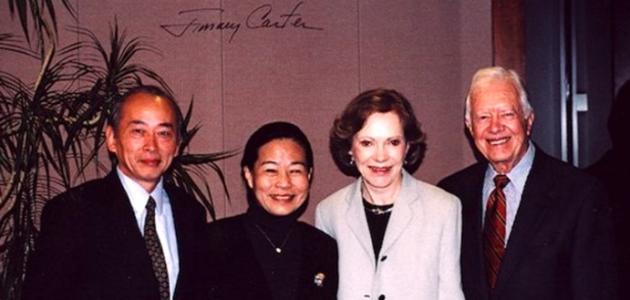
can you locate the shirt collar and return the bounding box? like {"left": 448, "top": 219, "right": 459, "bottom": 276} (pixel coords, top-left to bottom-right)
{"left": 116, "top": 167, "right": 166, "bottom": 214}
{"left": 485, "top": 141, "right": 536, "bottom": 191}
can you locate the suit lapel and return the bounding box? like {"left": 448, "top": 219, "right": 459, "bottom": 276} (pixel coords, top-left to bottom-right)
{"left": 297, "top": 224, "right": 322, "bottom": 299}
{"left": 102, "top": 172, "right": 147, "bottom": 252}
{"left": 166, "top": 184, "right": 205, "bottom": 299}
{"left": 165, "top": 185, "right": 187, "bottom": 262}
{"left": 297, "top": 225, "right": 311, "bottom": 299}
{"left": 460, "top": 164, "right": 491, "bottom": 299}
{"left": 98, "top": 172, "right": 159, "bottom": 295}
{"left": 380, "top": 171, "right": 416, "bottom": 255}
{"left": 166, "top": 185, "right": 186, "bottom": 295}
{"left": 345, "top": 179, "right": 377, "bottom": 267}
{"left": 494, "top": 151, "right": 554, "bottom": 295}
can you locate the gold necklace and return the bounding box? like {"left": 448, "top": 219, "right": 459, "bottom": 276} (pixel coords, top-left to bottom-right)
{"left": 253, "top": 224, "right": 294, "bottom": 254}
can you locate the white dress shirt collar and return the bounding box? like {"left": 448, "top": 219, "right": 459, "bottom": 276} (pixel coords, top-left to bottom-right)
{"left": 116, "top": 168, "right": 167, "bottom": 215}
{"left": 485, "top": 141, "right": 536, "bottom": 191}
{"left": 483, "top": 141, "right": 536, "bottom": 241}
{"left": 115, "top": 167, "right": 179, "bottom": 299}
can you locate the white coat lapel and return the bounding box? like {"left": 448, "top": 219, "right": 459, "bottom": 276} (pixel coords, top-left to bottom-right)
{"left": 380, "top": 171, "right": 417, "bottom": 255}
{"left": 345, "top": 179, "right": 376, "bottom": 268}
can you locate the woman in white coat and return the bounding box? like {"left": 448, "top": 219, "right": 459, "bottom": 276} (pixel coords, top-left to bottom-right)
{"left": 316, "top": 88, "right": 464, "bottom": 300}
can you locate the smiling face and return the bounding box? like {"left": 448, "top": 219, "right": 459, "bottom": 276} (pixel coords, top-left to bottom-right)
{"left": 106, "top": 92, "right": 179, "bottom": 192}
{"left": 351, "top": 111, "right": 408, "bottom": 192}
{"left": 244, "top": 139, "right": 311, "bottom": 216}
{"left": 467, "top": 78, "right": 534, "bottom": 174}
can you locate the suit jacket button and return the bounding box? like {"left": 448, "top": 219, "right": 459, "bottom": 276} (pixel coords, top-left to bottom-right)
{"left": 378, "top": 295, "right": 386, "bottom": 300}
{"left": 380, "top": 255, "right": 387, "bottom": 262}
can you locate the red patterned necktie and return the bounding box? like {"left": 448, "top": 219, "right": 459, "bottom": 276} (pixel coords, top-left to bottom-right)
{"left": 483, "top": 175, "right": 510, "bottom": 289}
{"left": 144, "top": 197, "right": 170, "bottom": 300}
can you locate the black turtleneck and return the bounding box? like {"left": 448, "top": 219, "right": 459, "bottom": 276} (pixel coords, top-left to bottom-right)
{"left": 363, "top": 198, "right": 393, "bottom": 262}
{"left": 243, "top": 199, "right": 307, "bottom": 300}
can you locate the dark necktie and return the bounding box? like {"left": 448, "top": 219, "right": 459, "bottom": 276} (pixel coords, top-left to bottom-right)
{"left": 483, "top": 175, "right": 510, "bottom": 289}
{"left": 144, "top": 196, "right": 170, "bottom": 300}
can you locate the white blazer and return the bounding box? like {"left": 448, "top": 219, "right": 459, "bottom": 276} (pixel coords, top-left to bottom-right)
{"left": 316, "top": 171, "right": 464, "bottom": 300}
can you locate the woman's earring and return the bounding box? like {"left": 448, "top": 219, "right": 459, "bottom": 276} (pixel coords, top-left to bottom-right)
{"left": 349, "top": 156, "right": 354, "bottom": 165}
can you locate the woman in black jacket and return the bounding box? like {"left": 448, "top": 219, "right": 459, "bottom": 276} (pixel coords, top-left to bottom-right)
{"left": 205, "top": 121, "right": 338, "bottom": 300}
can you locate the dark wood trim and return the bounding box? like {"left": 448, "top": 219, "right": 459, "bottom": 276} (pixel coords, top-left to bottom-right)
{"left": 492, "top": 0, "right": 526, "bottom": 78}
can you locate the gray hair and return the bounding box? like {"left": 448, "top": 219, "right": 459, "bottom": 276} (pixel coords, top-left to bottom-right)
{"left": 464, "top": 66, "right": 533, "bottom": 125}
{"left": 108, "top": 85, "right": 183, "bottom": 142}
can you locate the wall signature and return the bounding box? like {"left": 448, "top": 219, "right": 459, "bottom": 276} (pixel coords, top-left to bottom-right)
{"left": 160, "top": 1, "right": 323, "bottom": 43}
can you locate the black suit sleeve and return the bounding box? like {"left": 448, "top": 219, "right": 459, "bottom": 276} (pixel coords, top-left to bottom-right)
{"left": 22, "top": 194, "right": 86, "bottom": 300}
{"left": 168, "top": 189, "right": 212, "bottom": 300}
{"left": 322, "top": 237, "right": 339, "bottom": 300}
{"left": 300, "top": 224, "right": 339, "bottom": 300}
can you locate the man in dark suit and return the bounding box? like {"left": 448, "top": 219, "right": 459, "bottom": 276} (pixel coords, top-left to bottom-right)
{"left": 438, "top": 66, "right": 617, "bottom": 300}
{"left": 587, "top": 80, "right": 630, "bottom": 298}
{"left": 23, "top": 86, "right": 208, "bottom": 300}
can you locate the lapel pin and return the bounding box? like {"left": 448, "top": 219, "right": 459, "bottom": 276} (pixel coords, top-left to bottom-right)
{"left": 313, "top": 272, "right": 325, "bottom": 287}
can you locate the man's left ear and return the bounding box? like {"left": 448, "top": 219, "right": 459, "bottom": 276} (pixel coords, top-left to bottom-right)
{"left": 525, "top": 113, "right": 535, "bottom": 136}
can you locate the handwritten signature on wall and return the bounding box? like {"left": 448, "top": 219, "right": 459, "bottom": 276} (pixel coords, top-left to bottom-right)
{"left": 160, "top": 1, "right": 324, "bottom": 43}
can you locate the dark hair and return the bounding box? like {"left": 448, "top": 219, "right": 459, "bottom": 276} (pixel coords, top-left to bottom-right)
{"left": 108, "top": 85, "right": 184, "bottom": 142}
{"left": 240, "top": 121, "right": 314, "bottom": 209}
{"left": 241, "top": 121, "right": 314, "bottom": 179}
{"left": 330, "top": 88, "right": 426, "bottom": 177}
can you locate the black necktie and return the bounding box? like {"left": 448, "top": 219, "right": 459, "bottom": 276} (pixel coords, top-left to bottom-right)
{"left": 144, "top": 196, "right": 170, "bottom": 300}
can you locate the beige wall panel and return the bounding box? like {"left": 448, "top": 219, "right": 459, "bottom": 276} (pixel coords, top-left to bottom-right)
{"left": 1, "top": 0, "right": 492, "bottom": 224}
{"left": 221, "top": 1, "right": 359, "bottom": 218}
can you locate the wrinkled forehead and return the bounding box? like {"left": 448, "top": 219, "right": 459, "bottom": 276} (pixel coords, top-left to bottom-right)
{"left": 471, "top": 79, "right": 521, "bottom": 108}
{"left": 120, "top": 95, "right": 177, "bottom": 124}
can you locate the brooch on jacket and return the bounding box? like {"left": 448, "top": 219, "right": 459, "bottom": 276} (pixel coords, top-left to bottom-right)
{"left": 313, "top": 272, "right": 326, "bottom": 287}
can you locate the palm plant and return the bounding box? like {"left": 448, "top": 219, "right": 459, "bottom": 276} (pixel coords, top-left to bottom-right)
{"left": 1, "top": 4, "right": 234, "bottom": 298}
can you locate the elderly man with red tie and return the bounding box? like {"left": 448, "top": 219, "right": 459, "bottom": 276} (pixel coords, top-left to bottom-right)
{"left": 439, "top": 66, "right": 617, "bottom": 300}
